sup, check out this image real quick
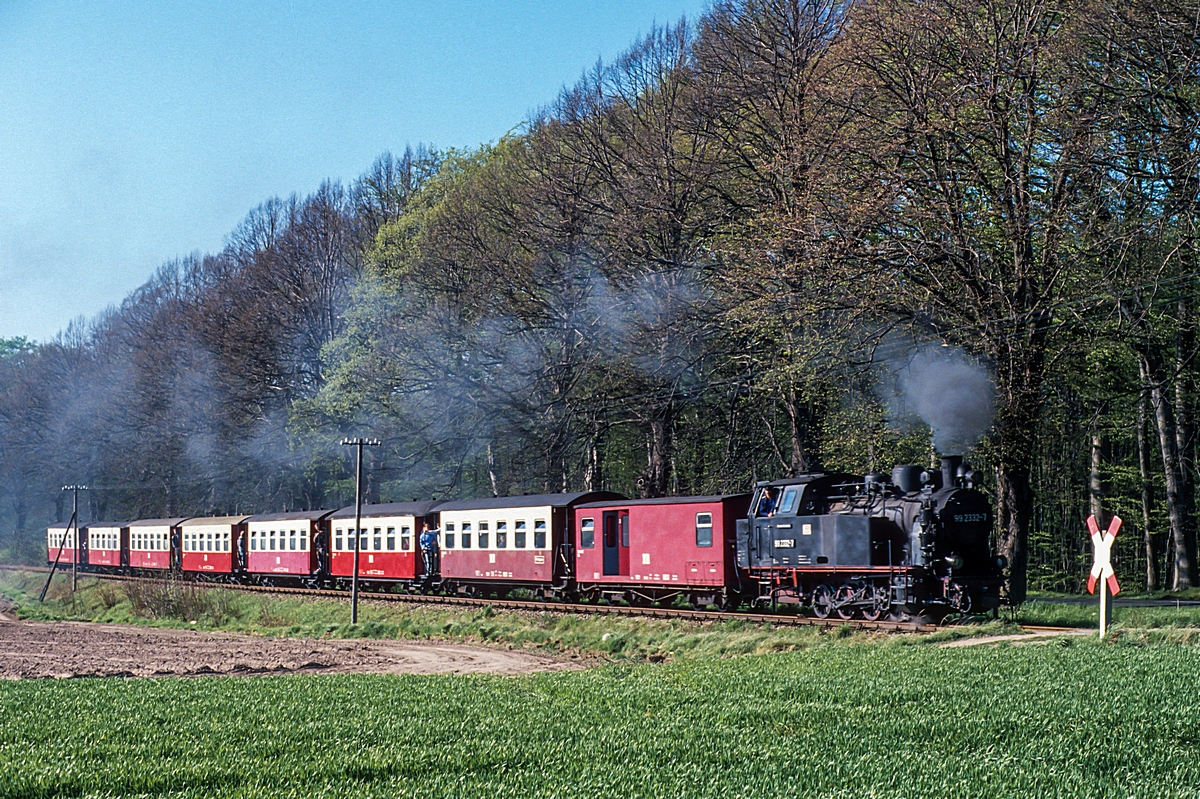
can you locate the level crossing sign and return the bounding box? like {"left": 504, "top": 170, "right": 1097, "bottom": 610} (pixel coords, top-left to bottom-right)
{"left": 1086, "top": 515, "right": 1121, "bottom": 596}
{"left": 1086, "top": 515, "right": 1121, "bottom": 637}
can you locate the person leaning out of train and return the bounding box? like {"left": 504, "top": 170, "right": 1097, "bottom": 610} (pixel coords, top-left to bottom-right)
{"left": 419, "top": 521, "right": 440, "bottom": 575}
{"left": 758, "top": 487, "right": 777, "bottom": 517}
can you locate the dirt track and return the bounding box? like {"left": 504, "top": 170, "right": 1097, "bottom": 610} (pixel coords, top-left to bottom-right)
{"left": 0, "top": 619, "right": 582, "bottom": 679}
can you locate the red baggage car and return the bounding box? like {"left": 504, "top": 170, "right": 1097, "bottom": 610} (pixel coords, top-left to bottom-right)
{"left": 180, "top": 516, "right": 248, "bottom": 576}
{"left": 573, "top": 495, "right": 751, "bottom": 608}
{"left": 127, "top": 518, "right": 185, "bottom": 571}
{"left": 328, "top": 501, "right": 442, "bottom": 584}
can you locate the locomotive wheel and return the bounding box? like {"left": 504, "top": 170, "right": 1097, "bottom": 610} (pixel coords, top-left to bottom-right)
{"left": 861, "top": 585, "right": 890, "bottom": 621}
{"left": 834, "top": 584, "right": 857, "bottom": 620}
{"left": 811, "top": 584, "right": 835, "bottom": 619}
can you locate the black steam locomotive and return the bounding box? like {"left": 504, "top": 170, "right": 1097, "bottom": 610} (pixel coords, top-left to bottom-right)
{"left": 737, "top": 456, "right": 1005, "bottom": 620}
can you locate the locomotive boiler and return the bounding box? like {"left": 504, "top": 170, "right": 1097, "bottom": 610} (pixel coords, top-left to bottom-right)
{"left": 737, "top": 456, "right": 1005, "bottom": 620}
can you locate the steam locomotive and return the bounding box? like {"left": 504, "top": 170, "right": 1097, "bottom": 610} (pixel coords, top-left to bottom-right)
{"left": 739, "top": 456, "right": 1005, "bottom": 619}
{"left": 48, "top": 457, "right": 1005, "bottom": 621}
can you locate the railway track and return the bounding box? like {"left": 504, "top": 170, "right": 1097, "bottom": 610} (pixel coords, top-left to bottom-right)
{"left": 1, "top": 564, "right": 1063, "bottom": 635}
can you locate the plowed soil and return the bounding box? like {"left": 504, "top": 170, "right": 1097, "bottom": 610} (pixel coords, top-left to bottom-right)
{"left": 0, "top": 619, "right": 581, "bottom": 679}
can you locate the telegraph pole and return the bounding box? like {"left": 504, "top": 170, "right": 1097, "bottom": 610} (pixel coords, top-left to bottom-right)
{"left": 341, "top": 438, "right": 380, "bottom": 624}
{"left": 66, "top": 486, "right": 84, "bottom": 591}
{"left": 40, "top": 485, "right": 87, "bottom": 601}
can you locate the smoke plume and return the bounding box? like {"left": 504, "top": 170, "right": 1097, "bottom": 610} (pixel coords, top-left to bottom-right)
{"left": 887, "top": 345, "right": 995, "bottom": 453}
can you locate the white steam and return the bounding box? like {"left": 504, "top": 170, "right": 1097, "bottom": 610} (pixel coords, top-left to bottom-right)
{"left": 885, "top": 345, "right": 995, "bottom": 453}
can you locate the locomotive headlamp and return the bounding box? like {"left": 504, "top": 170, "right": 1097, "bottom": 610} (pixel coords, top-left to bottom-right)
{"left": 994, "top": 555, "right": 1008, "bottom": 570}
{"left": 946, "top": 555, "right": 964, "bottom": 569}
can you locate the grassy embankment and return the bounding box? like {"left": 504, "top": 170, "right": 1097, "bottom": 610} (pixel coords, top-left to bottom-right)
{"left": 6, "top": 568, "right": 1200, "bottom": 656}
{"left": 0, "top": 569, "right": 951, "bottom": 659}
{"left": 2, "top": 643, "right": 1199, "bottom": 798}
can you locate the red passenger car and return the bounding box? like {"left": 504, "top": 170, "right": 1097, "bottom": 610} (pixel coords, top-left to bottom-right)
{"left": 328, "top": 502, "right": 441, "bottom": 584}
{"left": 86, "top": 522, "right": 127, "bottom": 570}
{"left": 245, "top": 510, "right": 330, "bottom": 584}
{"left": 46, "top": 523, "right": 82, "bottom": 568}
{"left": 128, "top": 518, "right": 185, "bottom": 572}
{"left": 438, "top": 492, "right": 620, "bottom": 597}
{"left": 180, "top": 516, "right": 248, "bottom": 577}
{"left": 573, "top": 495, "right": 751, "bottom": 608}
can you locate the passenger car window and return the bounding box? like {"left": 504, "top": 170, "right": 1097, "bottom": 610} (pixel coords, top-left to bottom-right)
{"left": 696, "top": 513, "right": 714, "bottom": 547}
{"left": 581, "top": 518, "right": 595, "bottom": 548}
{"left": 534, "top": 520, "right": 547, "bottom": 549}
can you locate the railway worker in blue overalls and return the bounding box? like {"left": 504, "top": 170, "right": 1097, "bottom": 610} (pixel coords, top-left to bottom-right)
{"left": 419, "top": 521, "right": 440, "bottom": 578}
{"left": 758, "top": 487, "right": 777, "bottom": 517}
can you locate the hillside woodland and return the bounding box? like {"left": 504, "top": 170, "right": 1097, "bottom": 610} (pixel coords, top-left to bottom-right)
{"left": 2, "top": 0, "right": 1198, "bottom": 599}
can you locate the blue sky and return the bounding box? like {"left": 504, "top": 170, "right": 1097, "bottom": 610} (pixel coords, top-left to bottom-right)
{"left": 0, "top": 0, "right": 708, "bottom": 342}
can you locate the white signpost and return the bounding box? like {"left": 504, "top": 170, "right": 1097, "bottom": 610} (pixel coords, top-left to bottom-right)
{"left": 1086, "top": 514, "right": 1121, "bottom": 637}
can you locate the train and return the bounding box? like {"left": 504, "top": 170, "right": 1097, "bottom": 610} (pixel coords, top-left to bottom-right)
{"left": 46, "top": 456, "right": 1006, "bottom": 620}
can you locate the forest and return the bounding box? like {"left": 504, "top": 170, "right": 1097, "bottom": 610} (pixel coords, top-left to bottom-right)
{"left": 0, "top": 0, "right": 1197, "bottom": 601}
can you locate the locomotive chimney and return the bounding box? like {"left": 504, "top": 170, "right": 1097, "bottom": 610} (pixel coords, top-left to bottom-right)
{"left": 941, "top": 456, "right": 963, "bottom": 489}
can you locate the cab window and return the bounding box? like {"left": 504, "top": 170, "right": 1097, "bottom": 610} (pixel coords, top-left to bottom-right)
{"left": 777, "top": 486, "right": 800, "bottom": 516}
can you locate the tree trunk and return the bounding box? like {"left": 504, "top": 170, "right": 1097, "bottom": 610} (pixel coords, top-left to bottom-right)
{"left": 486, "top": 441, "right": 499, "bottom": 498}
{"left": 1141, "top": 353, "right": 1195, "bottom": 589}
{"left": 1138, "top": 388, "right": 1159, "bottom": 591}
{"left": 785, "top": 387, "right": 813, "bottom": 475}
{"left": 995, "top": 459, "right": 1033, "bottom": 604}
{"left": 990, "top": 328, "right": 1048, "bottom": 606}
{"left": 1175, "top": 298, "right": 1198, "bottom": 585}
{"left": 643, "top": 405, "right": 675, "bottom": 498}
{"left": 1089, "top": 430, "right": 1108, "bottom": 529}
{"left": 582, "top": 425, "right": 604, "bottom": 492}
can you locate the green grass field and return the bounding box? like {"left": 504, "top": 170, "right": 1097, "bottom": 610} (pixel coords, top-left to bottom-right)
{"left": 4, "top": 571, "right": 1200, "bottom": 797}
{"left": 3, "top": 643, "right": 1199, "bottom": 798}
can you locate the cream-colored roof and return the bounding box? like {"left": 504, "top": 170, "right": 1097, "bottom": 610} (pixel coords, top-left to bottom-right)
{"left": 179, "top": 515, "right": 250, "bottom": 528}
